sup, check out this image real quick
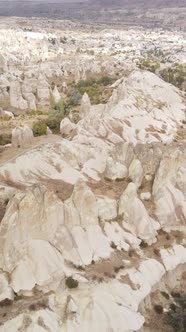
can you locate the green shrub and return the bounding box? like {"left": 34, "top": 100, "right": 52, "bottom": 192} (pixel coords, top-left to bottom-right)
{"left": 76, "top": 78, "right": 97, "bottom": 89}
{"left": 0, "top": 299, "right": 13, "bottom": 307}
{"left": 0, "top": 134, "right": 11, "bottom": 146}
{"left": 161, "top": 291, "right": 170, "bottom": 299}
{"left": 138, "top": 58, "right": 160, "bottom": 73}
{"left": 75, "top": 76, "right": 114, "bottom": 104}
{"left": 154, "top": 304, "right": 163, "bottom": 314}
{"left": 97, "top": 76, "right": 114, "bottom": 86}
{"left": 32, "top": 121, "right": 47, "bottom": 136}
{"left": 1, "top": 114, "right": 11, "bottom": 121}
{"left": 54, "top": 99, "right": 64, "bottom": 113}
{"left": 160, "top": 64, "right": 186, "bottom": 89}
{"left": 67, "top": 88, "right": 82, "bottom": 107}
{"left": 50, "top": 92, "right": 64, "bottom": 112}
{"left": 28, "top": 110, "right": 43, "bottom": 116}
{"left": 115, "top": 178, "right": 125, "bottom": 182}
{"left": 45, "top": 108, "right": 64, "bottom": 133}
{"left": 49, "top": 93, "right": 55, "bottom": 110}
{"left": 140, "top": 240, "right": 148, "bottom": 249}
{"left": 165, "top": 293, "right": 186, "bottom": 331}
{"left": 65, "top": 276, "right": 79, "bottom": 289}
{"left": 110, "top": 241, "right": 117, "bottom": 249}
{"left": 164, "top": 244, "right": 171, "bottom": 249}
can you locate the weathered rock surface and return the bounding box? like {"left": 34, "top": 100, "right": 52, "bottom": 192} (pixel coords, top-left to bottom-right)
{"left": 119, "top": 183, "right": 159, "bottom": 243}
{"left": 73, "top": 71, "right": 185, "bottom": 146}
{"left": 52, "top": 85, "right": 61, "bottom": 103}
{"left": 60, "top": 118, "right": 76, "bottom": 137}
{"left": 153, "top": 144, "right": 186, "bottom": 229}
{"left": 11, "top": 125, "right": 34, "bottom": 148}
{"left": 0, "top": 67, "right": 185, "bottom": 332}
{"left": 79, "top": 92, "right": 91, "bottom": 119}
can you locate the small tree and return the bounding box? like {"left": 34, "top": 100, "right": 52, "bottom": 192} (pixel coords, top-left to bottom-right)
{"left": 32, "top": 121, "right": 47, "bottom": 136}
{"left": 65, "top": 276, "right": 79, "bottom": 289}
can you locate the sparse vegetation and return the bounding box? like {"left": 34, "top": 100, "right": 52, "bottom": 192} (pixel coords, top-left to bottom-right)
{"left": 110, "top": 241, "right": 117, "bottom": 249}
{"left": 154, "top": 304, "right": 163, "bottom": 314}
{"left": 45, "top": 109, "right": 64, "bottom": 133}
{"left": 115, "top": 178, "right": 126, "bottom": 182}
{"left": 0, "top": 134, "right": 11, "bottom": 146}
{"left": 0, "top": 299, "right": 13, "bottom": 307}
{"left": 27, "top": 110, "right": 43, "bottom": 116}
{"left": 65, "top": 276, "right": 79, "bottom": 289}
{"left": 66, "top": 88, "right": 82, "bottom": 107}
{"left": 161, "top": 291, "right": 170, "bottom": 299}
{"left": 1, "top": 114, "right": 11, "bottom": 121}
{"left": 160, "top": 64, "right": 186, "bottom": 89}
{"left": 164, "top": 244, "right": 171, "bottom": 249}
{"left": 31, "top": 97, "right": 65, "bottom": 135}
{"left": 140, "top": 240, "right": 148, "bottom": 249}
{"left": 66, "top": 76, "right": 115, "bottom": 105}
{"left": 138, "top": 58, "right": 160, "bottom": 73}
{"left": 32, "top": 120, "right": 47, "bottom": 136}
{"left": 165, "top": 293, "right": 186, "bottom": 332}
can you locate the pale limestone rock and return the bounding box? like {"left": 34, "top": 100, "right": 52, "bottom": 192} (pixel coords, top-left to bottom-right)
{"left": 10, "top": 239, "right": 65, "bottom": 292}
{"left": 12, "top": 125, "right": 34, "bottom": 148}
{"left": 119, "top": 183, "right": 158, "bottom": 243}
{"left": 0, "top": 187, "right": 66, "bottom": 292}
{"left": 64, "top": 181, "right": 112, "bottom": 264}
{"left": 79, "top": 92, "right": 91, "bottom": 119}
{"left": 129, "top": 159, "right": 144, "bottom": 188}
{"left": 46, "top": 126, "right": 52, "bottom": 135}
{"left": 82, "top": 154, "right": 107, "bottom": 181}
{"left": 0, "top": 108, "right": 14, "bottom": 119}
{"left": 0, "top": 272, "right": 14, "bottom": 301}
{"left": 23, "top": 92, "right": 37, "bottom": 110}
{"left": 127, "top": 259, "right": 165, "bottom": 292}
{"left": 0, "top": 183, "right": 112, "bottom": 291}
{"left": 60, "top": 118, "right": 76, "bottom": 136}
{"left": 4, "top": 110, "right": 14, "bottom": 119}
{"left": 55, "top": 280, "right": 145, "bottom": 332}
{"left": 0, "top": 76, "right": 9, "bottom": 97}
{"left": 111, "top": 142, "right": 134, "bottom": 168}
{"left": 105, "top": 156, "right": 128, "bottom": 180}
{"left": 62, "top": 81, "right": 67, "bottom": 93}
{"left": 140, "top": 192, "right": 151, "bottom": 201}
{"left": 153, "top": 145, "right": 186, "bottom": 227}
{"left": 0, "top": 140, "right": 85, "bottom": 186}
{"left": 96, "top": 196, "right": 117, "bottom": 222}
{"left": 104, "top": 222, "right": 141, "bottom": 250}
{"left": 66, "top": 296, "right": 78, "bottom": 315}
{"left": 71, "top": 180, "right": 98, "bottom": 226}
{"left": 52, "top": 85, "right": 61, "bottom": 103}
{"left": 10, "top": 81, "right": 28, "bottom": 109}
{"left": 18, "top": 97, "right": 28, "bottom": 110}
{"left": 145, "top": 174, "right": 153, "bottom": 182}
{"left": 160, "top": 245, "right": 186, "bottom": 271}
{"left": 0, "top": 185, "right": 16, "bottom": 205}
{"left": 104, "top": 222, "right": 130, "bottom": 251}
{"left": 74, "top": 71, "right": 185, "bottom": 146}
{"left": 36, "top": 76, "right": 50, "bottom": 107}
{"left": 0, "top": 309, "right": 61, "bottom": 332}
{"left": 2, "top": 255, "right": 185, "bottom": 332}
{"left": 0, "top": 54, "right": 6, "bottom": 73}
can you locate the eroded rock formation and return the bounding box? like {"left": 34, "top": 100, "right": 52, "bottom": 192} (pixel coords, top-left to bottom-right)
{"left": 0, "top": 69, "right": 185, "bottom": 332}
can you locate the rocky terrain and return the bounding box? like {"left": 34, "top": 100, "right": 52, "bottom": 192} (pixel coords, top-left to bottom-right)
{"left": 0, "top": 0, "right": 186, "bottom": 30}
{"left": 0, "top": 15, "right": 185, "bottom": 332}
